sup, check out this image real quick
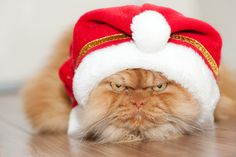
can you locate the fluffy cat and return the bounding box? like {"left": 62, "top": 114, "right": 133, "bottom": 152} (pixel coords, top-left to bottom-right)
{"left": 22, "top": 31, "right": 236, "bottom": 142}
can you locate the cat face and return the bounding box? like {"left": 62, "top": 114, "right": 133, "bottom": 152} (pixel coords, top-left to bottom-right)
{"left": 76, "top": 69, "right": 201, "bottom": 143}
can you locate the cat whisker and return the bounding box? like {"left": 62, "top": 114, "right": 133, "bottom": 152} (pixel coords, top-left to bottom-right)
{"left": 75, "top": 111, "right": 119, "bottom": 141}
{"left": 165, "top": 115, "right": 204, "bottom": 134}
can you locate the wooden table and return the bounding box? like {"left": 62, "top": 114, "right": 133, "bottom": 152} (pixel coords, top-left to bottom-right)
{"left": 0, "top": 93, "right": 236, "bottom": 157}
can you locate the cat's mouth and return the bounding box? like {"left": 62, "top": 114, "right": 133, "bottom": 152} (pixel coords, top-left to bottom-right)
{"left": 122, "top": 110, "right": 158, "bottom": 130}
{"left": 127, "top": 114, "right": 144, "bottom": 128}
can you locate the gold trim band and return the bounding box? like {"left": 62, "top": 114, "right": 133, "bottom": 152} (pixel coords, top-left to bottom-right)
{"left": 171, "top": 34, "right": 218, "bottom": 76}
{"left": 78, "top": 33, "right": 218, "bottom": 76}
{"left": 79, "top": 33, "right": 129, "bottom": 57}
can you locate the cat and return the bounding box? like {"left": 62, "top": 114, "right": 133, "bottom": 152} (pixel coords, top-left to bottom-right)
{"left": 22, "top": 30, "right": 236, "bottom": 143}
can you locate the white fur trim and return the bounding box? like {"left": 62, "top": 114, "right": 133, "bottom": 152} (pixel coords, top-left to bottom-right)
{"left": 72, "top": 41, "right": 219, "bottom": 124}
{"left": 68, "top": 106, "right": 80, "bottom": 135}
{"left": 131, "top": 11, "right": 171, "bottom": 53}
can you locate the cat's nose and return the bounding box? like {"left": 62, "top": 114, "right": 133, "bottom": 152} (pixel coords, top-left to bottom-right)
{"left": 131, "top": 100, "right": 145, "bottom": 109}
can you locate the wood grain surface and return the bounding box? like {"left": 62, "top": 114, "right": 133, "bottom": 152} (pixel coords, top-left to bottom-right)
{"left": 0, "top": 93, "right": 236, "bottom": 157}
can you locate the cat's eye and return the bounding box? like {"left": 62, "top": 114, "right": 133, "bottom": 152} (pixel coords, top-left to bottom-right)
{"left": 110, "top": 82, "right": 126, "bottom": 92}
{"left": 152, "top": 82, "right": 168, "bottom": 92}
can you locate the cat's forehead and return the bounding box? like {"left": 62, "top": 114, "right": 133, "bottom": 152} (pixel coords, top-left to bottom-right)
{"left": 106, "top": 69, "right": 168, "bottom": 87}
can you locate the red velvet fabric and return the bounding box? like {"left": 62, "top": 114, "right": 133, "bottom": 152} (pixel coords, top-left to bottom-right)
{"left": 59, "top": 4, "right": 222, "bottom": 107}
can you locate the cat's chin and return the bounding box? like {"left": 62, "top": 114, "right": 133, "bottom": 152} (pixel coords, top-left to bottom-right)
{"left": 77, "top": 123, "right": 187, "bottom": 143}
{"left": 75, "top": 110, "right": 199, "bottom": 143}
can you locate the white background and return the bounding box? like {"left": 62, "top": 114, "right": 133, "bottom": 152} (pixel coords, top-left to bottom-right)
{"left": 0, "top": 0, "right": 235, "bottom": 89}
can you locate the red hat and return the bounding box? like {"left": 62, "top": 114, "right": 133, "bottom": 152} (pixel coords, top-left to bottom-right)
{"left": 59, "top": 4, "right": 222, "bottom": 133}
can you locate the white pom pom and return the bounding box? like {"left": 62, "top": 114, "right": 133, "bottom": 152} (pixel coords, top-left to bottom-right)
{"left": 131, "top": 11, "right": 171, "bottom": 53}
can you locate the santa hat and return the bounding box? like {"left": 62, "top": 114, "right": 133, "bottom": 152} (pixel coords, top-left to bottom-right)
{"left": 59, "top": 4, "right": 222, "bottom": 134}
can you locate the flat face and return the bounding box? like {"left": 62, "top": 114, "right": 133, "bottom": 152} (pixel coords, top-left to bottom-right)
{"left": 76, "top": 68, "right": 201, "bottom": 143}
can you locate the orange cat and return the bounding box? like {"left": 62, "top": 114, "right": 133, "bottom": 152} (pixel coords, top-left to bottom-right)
{"left": 73, "top": 68, "right": 202, "bottom": 142}
{"left": 22, "top": 31, "right": 236, "bottom": 143}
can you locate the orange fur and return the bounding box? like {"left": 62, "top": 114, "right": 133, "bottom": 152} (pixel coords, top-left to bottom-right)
{"left": 215, "top": 67, "right": 236, "bottom": 120}
{"left": 22, "top": 31, "right": 236, "bottom": 142}
{"left": 22, "top": 31, "right": 72, "bottom": 133}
